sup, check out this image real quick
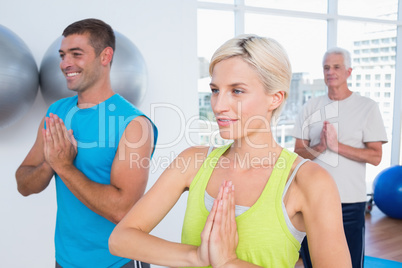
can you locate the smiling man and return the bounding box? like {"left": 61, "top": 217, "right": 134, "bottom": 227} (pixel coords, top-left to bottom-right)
{"left": 15, "top": 19, "right": 157, "bottom": 268}
{"left": 292, "top": 47, "right": 388, "bottom": 268}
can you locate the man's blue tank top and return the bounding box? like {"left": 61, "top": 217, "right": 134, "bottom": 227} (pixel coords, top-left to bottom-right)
{"left": 46, "top": 94, "right": 158, "bottom": 268}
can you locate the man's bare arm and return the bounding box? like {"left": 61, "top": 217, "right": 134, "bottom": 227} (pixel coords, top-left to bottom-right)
{"left": 294, "top": 138, "right": 326, "bottom": 160}
{"left": 324, "top": 122, "right": 383, "bottom": 165}
{"left": 16, "top": 117, "right": 55, "bottom": 196}
{"left": 44, "top": 114, "right": 154, "bottom": 223}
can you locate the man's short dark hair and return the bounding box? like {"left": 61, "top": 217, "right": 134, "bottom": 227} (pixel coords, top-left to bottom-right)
{"left": 62, "top": 18, "right": 115, "bottom": 57}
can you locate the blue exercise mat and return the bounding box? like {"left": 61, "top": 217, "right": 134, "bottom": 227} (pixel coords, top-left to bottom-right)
{"left": 365, "top": 256, "right": 402, "bottom": 267}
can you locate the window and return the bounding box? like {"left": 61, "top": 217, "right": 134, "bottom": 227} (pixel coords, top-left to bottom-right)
{"left": 197, "top": 8, "right": 234, "bottom": 146}
{"left": 338, "top": 0, "right": 398, "bottom": 20}
{"left": 245, "top": 15, "right": 326, "bottom": 82}
{"left": 382, "top": 38, "right": 391, "bottom": 44}
{"left": 201, "top": 0, "right": 233, "bottom": 3}
{"left": 245, "top": 0, "right": 327, "bottom": 13}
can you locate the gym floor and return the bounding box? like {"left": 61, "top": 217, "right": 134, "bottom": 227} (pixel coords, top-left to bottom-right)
{"left": 295, "top": 205, "right": 402, "bottom": 267}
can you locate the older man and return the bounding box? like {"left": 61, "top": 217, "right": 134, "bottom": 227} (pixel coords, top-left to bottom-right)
{"left": 292, "top": 47, "right": 387, "bottom": 268}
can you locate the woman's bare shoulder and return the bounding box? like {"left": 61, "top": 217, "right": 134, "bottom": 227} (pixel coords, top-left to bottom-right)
{"left": 293, "top": 157, "right": 338, "bottom": 195}
{"left": 290, "top": 159, "right": 340, "bottom": 218}
{"left": 170, "top": 146, "right": 211, "bottom": 184}
{"left": 176, "top": 146, "right": 211, "bottom": 167}
{"left": 179, "top": 146, "right": 210, "bottom": 157}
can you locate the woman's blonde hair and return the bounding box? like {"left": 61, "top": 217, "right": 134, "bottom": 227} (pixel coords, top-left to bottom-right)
{"left": 209, "top": 34, "right": 292, "bottom": 120}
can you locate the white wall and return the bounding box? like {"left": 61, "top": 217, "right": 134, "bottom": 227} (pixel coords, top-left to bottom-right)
{"left": 0, "top": 1, "right": 198, "bottom": 267}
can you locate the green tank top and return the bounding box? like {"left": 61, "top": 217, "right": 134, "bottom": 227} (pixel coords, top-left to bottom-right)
{"left": 181, "top": 144, "right": 301, "bottom": 267}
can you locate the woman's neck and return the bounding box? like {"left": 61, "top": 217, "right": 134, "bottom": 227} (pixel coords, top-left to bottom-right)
{"left": 225, "top": 134, "right": 283, "bottom": 169}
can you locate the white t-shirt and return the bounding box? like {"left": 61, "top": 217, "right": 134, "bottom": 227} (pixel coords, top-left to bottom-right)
{"left": 292, "top": 92, "right": 388, "bottom": 203}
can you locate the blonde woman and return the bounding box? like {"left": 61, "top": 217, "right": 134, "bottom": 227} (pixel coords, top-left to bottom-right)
{"left": 109, "top": 34, "right": 351, "bottom": 268}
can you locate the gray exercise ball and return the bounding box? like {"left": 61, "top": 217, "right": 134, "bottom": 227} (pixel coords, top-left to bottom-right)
{"left": 39, "top": 31, "right": 148, "bottom": 106}
{"left": 0, "top": 25, "right": 39, "bottom": 128}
